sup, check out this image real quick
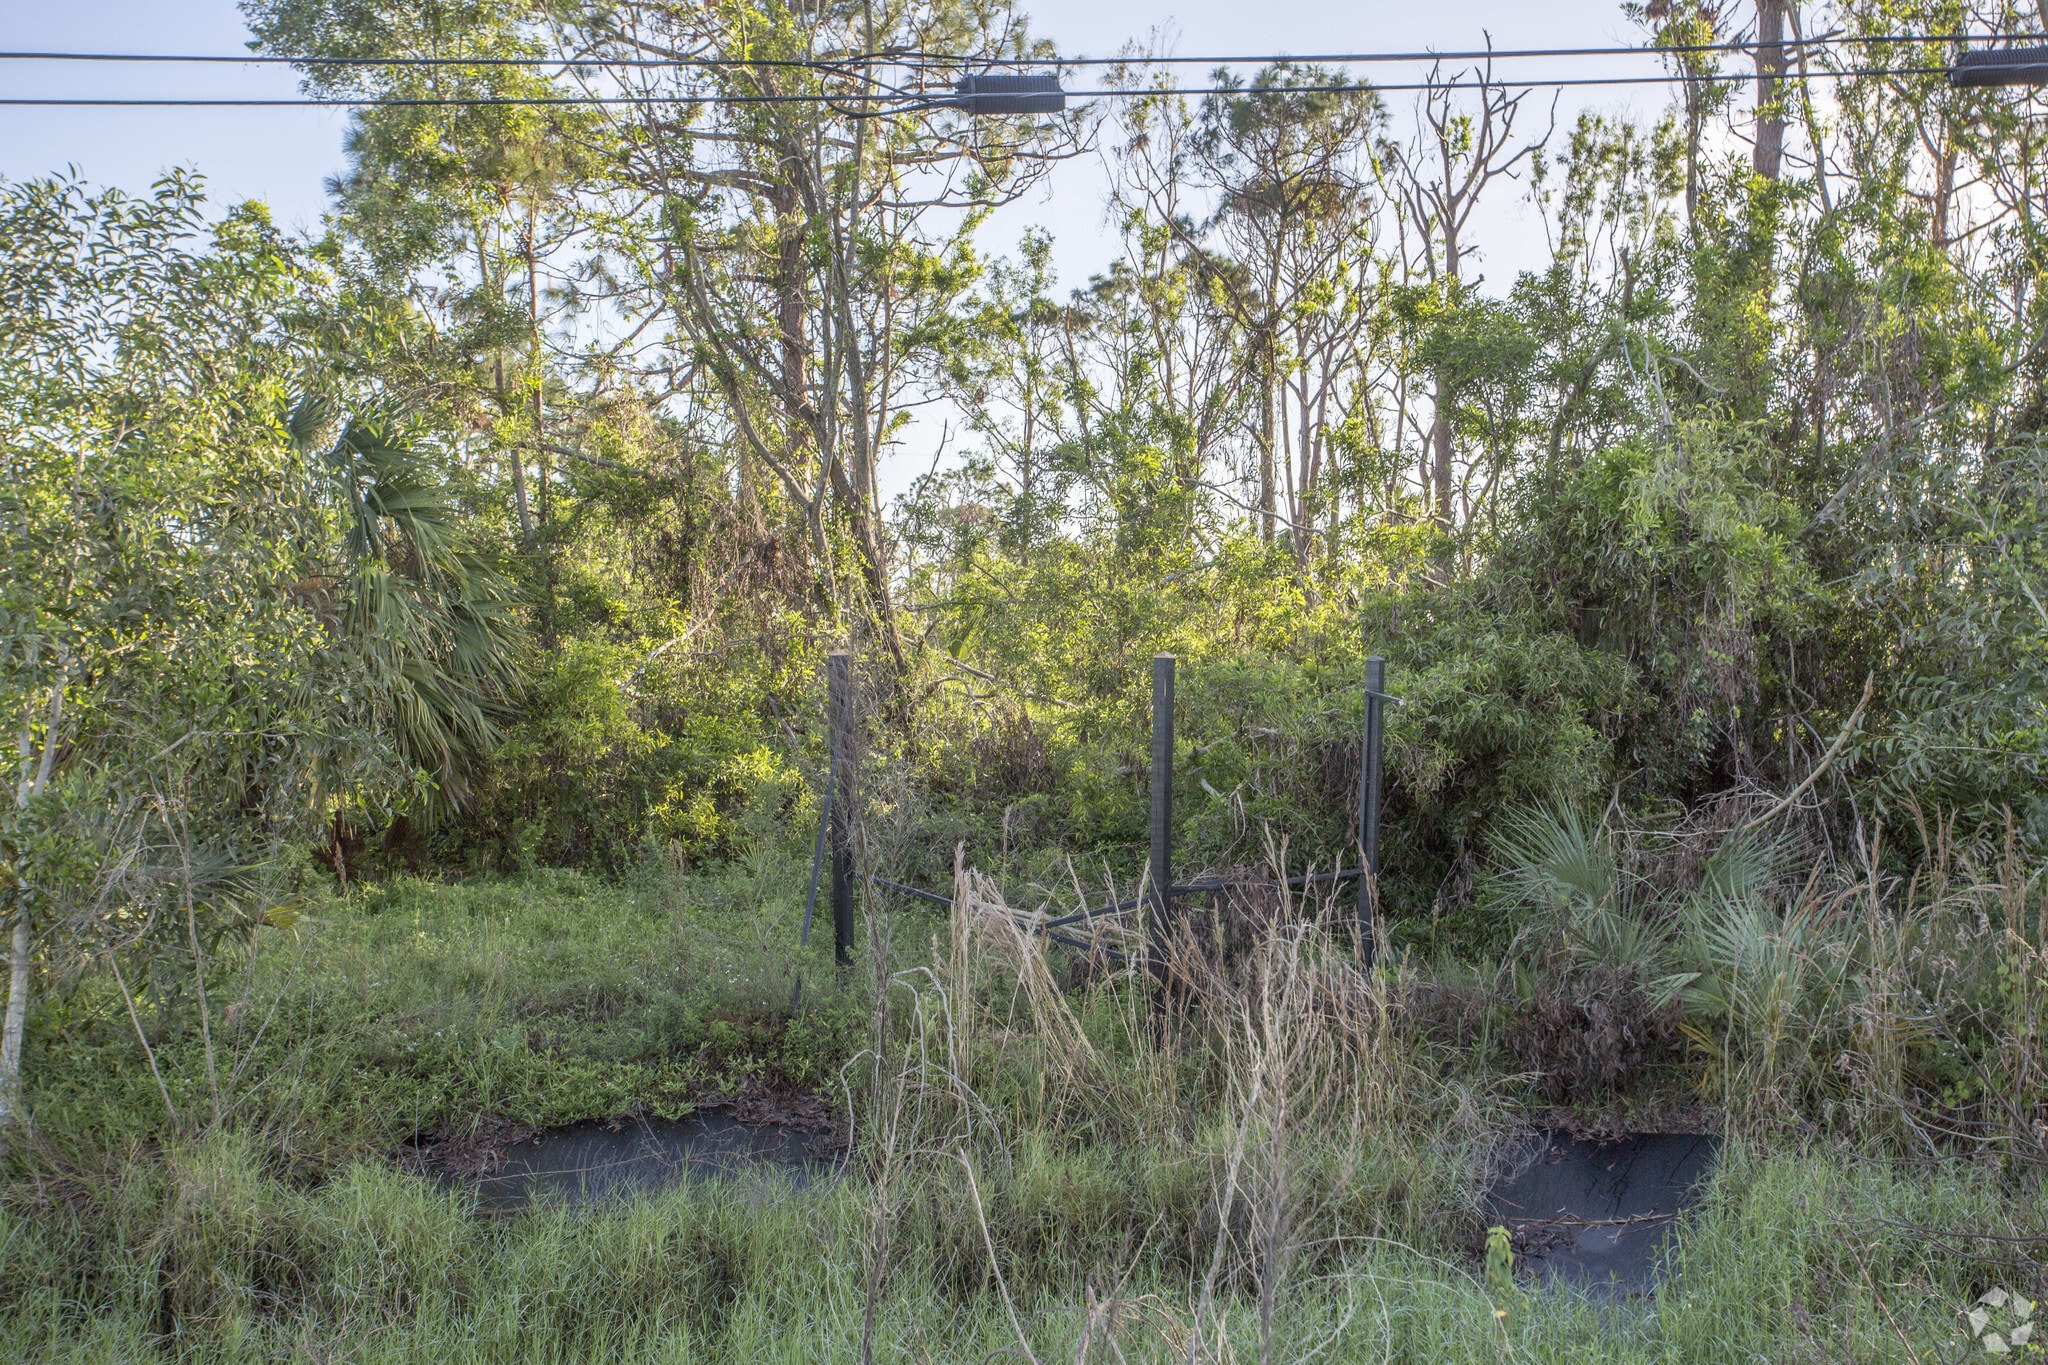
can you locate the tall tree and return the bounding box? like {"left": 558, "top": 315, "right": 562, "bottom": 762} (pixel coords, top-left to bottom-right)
{"left": 245, "top": 0, "right": 600, "bottom": 597}
{"left": 1392, "top": 61, "right": 1548, "bottom": 529}
{"left": 1194, "top": 65, "right": 1383, "bottom": 562}
{"left": 568, "top": 0, "right": 1073, "bottom": 670}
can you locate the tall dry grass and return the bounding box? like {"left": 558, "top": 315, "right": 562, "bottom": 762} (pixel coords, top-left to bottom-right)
{"left": 840, "top": 853, "right": 1466, "bottom": 1363}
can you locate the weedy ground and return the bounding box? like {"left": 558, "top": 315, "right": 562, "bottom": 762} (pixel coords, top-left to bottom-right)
{"left": 4, "top": 828, "right": 2046, "bottom": 1363}
{"left": 2, "top": 1135, "right": 2037, "bottom": 1363}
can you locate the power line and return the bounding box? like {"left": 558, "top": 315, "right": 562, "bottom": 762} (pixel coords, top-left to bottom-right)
{"left": 0, "top": 31, "right": 2031, "bottom": 74}
{"left": 931, "top": 33, "right": 2022, "bottom": 67}
{"left": 0, "top": 65, "right": 1975, "bottom": 109}
{"left": 0, "top": 49, "right": 861, "bottom": 71}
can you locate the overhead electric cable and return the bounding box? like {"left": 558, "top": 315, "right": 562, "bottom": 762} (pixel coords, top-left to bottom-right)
{"left": 0, "top": 49, "right": 872, "bottom": 71}
{"left": 914, "top": 31, "right": 2032, "bottom": 66}
{"left": 0, "top": 31, "right": 2032, "bottom": 72}
{"left": 0, "top": 64, "right": 1977, "bottom": 108}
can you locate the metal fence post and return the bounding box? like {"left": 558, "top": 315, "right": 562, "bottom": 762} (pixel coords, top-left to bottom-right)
{"left": 1149, "top": 653, "right": 1175, "bottom": 1003}
{"left": 828, "top": 651, "right": 855, "bottom": 968}
{"left": 1357, "top": 653, "right": 1385, "bottom": 969}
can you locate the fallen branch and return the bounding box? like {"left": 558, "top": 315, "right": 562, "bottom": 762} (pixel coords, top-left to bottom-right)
{"left": 1742, "top": 672, "right": 1875, "bottom": 831}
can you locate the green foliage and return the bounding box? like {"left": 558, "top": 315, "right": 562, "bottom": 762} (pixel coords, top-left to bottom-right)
{"left": 318, "top": 412, "right": 527, "bottom": 821}
{"left": 448, "top": 623, "right": 823, "bottom": 875}
{"left": 25, "top": 871, "right": 864, "bottom": 1154}
{"left": 181, "top": 0, "right": 2039, "bottom": 940}
{"left": 1461, "top": 800, "right": 2048, "bottom": 1133}
{"left": 16, "top": 4, "right": 2048, "bottom": 1356}
{"left": 1856, "top": 435, "right": 2048, "bottom": 842}
{"left": 1, "top": 173, "right": 342, "bottom": 849}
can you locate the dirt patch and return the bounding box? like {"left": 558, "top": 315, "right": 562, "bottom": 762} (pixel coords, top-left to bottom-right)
{"left": 408, "top": 1114, "right": 538, "bottom": 1179}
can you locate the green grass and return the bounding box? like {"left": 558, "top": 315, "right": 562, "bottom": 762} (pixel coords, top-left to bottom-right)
{"left": 23, "top": 865, "right": 866, "bottom": 1158}
{"left": 7, "top": 868, "right": 2046, "bottom": 1362}
{"left": 2, "top": 1133, "right": 2038, "bottom": 1361}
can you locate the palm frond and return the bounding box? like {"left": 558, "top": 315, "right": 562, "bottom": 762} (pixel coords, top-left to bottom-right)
{"left": 1491, "top": 803, "right": 1619, "bottom": 913}
{"left": 1696, "top": 826, "right": 1783, "bottom": 905}
{"left": 311, "top": 407, "right": 528, "bottom": 821}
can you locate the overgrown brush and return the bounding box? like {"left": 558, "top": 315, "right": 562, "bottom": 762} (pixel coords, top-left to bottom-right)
{"left": 1427, "top": 802, "right": 2048, "bottom": 1149}
{"left": 6, "top": 834, "right": 2048, "bottom": 1360}
{"left": 829, "top": 858, "right": 1479, "bottom": 1362}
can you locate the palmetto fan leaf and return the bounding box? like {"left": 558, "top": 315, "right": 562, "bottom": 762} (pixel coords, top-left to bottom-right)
{"left": 320, "top": 413, "right": 524, "bottom": 818}
{"left": 1490, "top": 804, "right": 1695, "bottom": 1004}
{"left": 1491, "top": 803, "right": 1619, "bottom": 913}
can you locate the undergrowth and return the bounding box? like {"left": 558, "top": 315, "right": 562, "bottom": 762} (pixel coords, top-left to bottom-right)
{"left": 22, "top": 864, "right": 866, "bottom": 1160}
{"left": 5, "top": 807, "right": 2046, "bottom": 1361}
{"left": 2, "top": 1134, "right": 2041, "bottom": 1362}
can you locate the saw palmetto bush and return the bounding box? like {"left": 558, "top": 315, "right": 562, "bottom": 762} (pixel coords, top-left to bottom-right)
{"left": 1465, "top": 801, "right": 2048, "bottom": 1144}
{"left": 1662, "top": 816, "right": 2047, "bottom": 1148}
{"left": 1461, "top": 805, "right": 1693, "bottom": 1102}
{"left": 310, "top": 410, "right": 527, "bottom": 833}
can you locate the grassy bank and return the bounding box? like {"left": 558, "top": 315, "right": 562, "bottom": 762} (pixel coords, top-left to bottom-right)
{"left": 7, "top": 839, "right": 2047, "bottom": 1361}
{"left": 4, "top": 1132, "right": 2040, "bottom": 1361}
{"left": 22, "top": 867, "right": 863, "bottom": 1160}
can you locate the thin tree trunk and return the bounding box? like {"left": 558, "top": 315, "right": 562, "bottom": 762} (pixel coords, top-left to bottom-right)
{"left": 495, "top": 354, "right": 534, "bottom": 543}
{"left": 1293, "top": 376, "right": 1316, "bottom": 570}
{"left": 822, "top": 18, "right": 908, "bottom": 677}
{"left": 1432, "top": 220, "right": 1463, "bottom": 531}
{"left": 1754, "top": 0, "right": 1786, "bottom": 181}
{"left": 483, "top": 224, "right": 534, "bottom": 543}
{"left": 1683, "top": 76, "right": 1704, "bottom": 225}
{"left": 184, "top": 882, "right": 221, "bottom": 1128}
{"left": 1297, "top": 376, "right": 1313, "bottom": 567}
{"left": 772, "top": 174, "right": 809, "bottom": 545}
{"left": 530, "top": 235, "right": 547, "bottom": 541}
{"left": 1931, "top": 133, "right": 1958, "bottom": 249}
{"left": 0, "top": 919, "right": 28, "bottom": 1129}
{"left": 1788, "top": 4, "right": 1832, "bottom": 211}
{"left": 1258, "top": 347, "right": 1277, "bottom": 543}
{"left": 527, "top": 211, "right": 555, "bottom": 646}
{"left": 1429, "top": 390, "right": 1454, "bottom": 530}
{"left": 1280, "top": 388, "right": 1300, "bottom": 560}
{"left": 3, "top": 669, "right": 64, "bottom": 1129}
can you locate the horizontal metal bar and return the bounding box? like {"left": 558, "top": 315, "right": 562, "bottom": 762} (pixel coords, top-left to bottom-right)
{"left": 1045, "top": 930, "right": 1128, "bottom": 961}
{"left": 1042, "top": 896, "right": 1142, "bottom": 929}
{"left": 892, "top": 866, "right": 1365, "bottom": 929}
{"left": 864, "top": 873, "right": 1126, "bottom": 959}
{"left": 1173, "top": 867, "right": 1363, "bottom": 895}
{"left": 861, "top": 867, "right": 1353, "bottom": 960}
{"left": 863, "top": 874, "right": 955, "bottom": 908}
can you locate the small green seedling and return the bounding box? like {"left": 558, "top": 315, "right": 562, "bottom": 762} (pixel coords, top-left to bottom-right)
{"left": 1485, "top": 1225, "right": 1522, "bottom": 1320}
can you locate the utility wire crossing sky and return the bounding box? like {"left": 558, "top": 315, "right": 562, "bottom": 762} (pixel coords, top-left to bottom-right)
{"left": 0, "top": 31, "right": 2037, "bottom": 107}
{"left": 0, "top": 30, "right": 2002, "bottom": 65}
